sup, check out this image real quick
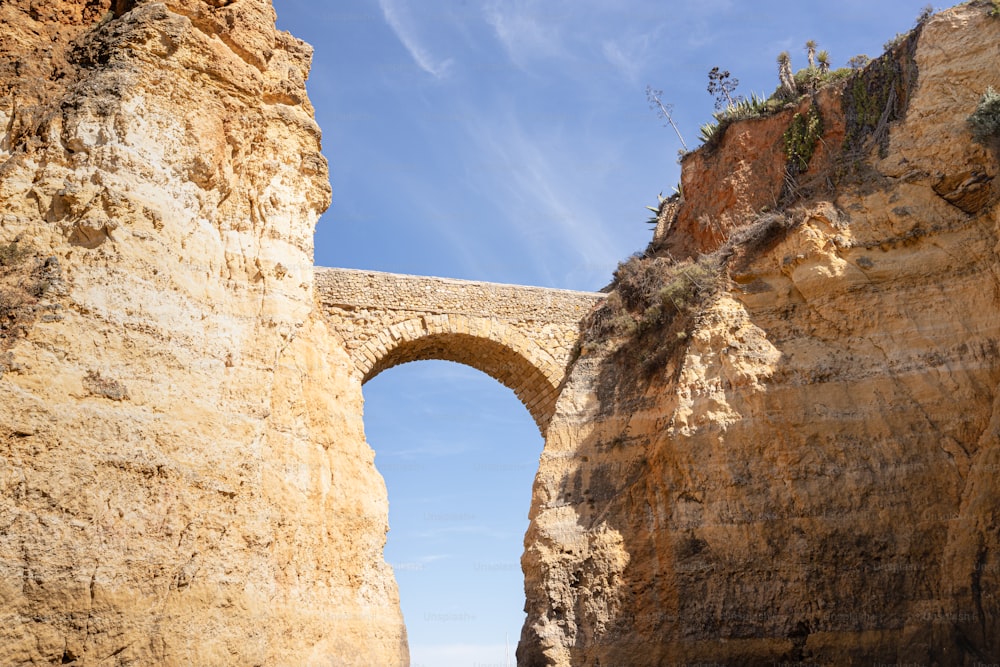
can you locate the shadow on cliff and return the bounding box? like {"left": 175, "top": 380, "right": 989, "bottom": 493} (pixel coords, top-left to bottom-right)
{"left": 519, "top": 10, "right": 1000, "bottom": 660}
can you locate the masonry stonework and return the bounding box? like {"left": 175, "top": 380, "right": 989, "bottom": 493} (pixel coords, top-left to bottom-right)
{"left": 314, "top": 268, "right": 604, "bottom": 434}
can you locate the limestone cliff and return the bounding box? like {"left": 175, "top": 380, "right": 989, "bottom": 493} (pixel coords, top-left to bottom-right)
{"left": 0, "top": 1, "right": 405, "bottom": 665}
{"left": 520, "top": 3, "right": 1000, "bottom": 664}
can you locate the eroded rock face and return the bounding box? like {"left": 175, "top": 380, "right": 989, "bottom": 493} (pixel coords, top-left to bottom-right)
{"left": 0, "top": 1, "right": 406, "bottom": 664}
{"left": 520, "top": 4, "right": 1000, "bottom": 664}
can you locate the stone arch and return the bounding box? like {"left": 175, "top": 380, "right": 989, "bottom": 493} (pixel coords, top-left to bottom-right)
{"left": 353, "top": 315, "right": 565, "bottom": 434}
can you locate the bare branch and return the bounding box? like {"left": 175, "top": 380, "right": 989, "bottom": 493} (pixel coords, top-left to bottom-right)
{"left": 646, "top": 86, "right": 688, "bottom": 152}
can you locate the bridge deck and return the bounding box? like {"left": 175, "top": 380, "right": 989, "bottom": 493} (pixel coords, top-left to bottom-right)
{"left": 314, "top": 267, "right": 604, "bottom": 318}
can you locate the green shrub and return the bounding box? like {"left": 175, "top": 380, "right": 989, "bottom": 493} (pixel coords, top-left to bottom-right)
{"left": 915, "top": 4, "right": 934, "bottom": 25}
{"left": 840, "top": 42, "right": 916, "bottom": 159}
{"left": 783, "top": 104, "right": 824, "bottom": 175}
{"left": 826, "top": 67, "right": 853, "bottom": 85}
{"left": 644, "top": 192, "right": 668, "bottom": 225}
{"left": 793, "top": 67, "right": 821, "bottom": 92}
{"left": 657, "top": 258, "right": 720, "bottom": 314}
{"left": 968, "top": 87, "right": 1000, "bottom": 148}
{"left": 586, "top": 208, "right": 803, "bottom": 380}
{"left": 586, "top": 291, "right": 633, "bottom": 340}
{"left": 725, "top": 91, "right": 770, "bottom": 119}
{"left": 847, "top": 55, "right": 870, "bottom": 71}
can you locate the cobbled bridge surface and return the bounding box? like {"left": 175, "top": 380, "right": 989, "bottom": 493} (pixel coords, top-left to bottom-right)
{"left": 314, "top": 268, "right": 605, "bottom": 434}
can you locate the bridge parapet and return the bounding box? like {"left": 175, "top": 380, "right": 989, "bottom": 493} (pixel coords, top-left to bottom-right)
{"left": 314, "top": 267, "right": 604, "bottom": 434}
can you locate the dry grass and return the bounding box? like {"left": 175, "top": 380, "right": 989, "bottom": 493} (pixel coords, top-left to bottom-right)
{"left": 585, "top": 210, "right": 797, "bottom": 381}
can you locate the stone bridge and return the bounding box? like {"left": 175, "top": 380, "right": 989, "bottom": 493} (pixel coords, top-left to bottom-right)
{"left": 314, "top": 268, "right": 605, "bottom": 434}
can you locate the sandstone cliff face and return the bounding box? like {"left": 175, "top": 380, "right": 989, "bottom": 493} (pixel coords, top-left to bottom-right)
{"left": 520, "top": 3, "right": 1000, "bottom": 664}
{"left": 0, "top": 1, "right": 405, "bottom": 665}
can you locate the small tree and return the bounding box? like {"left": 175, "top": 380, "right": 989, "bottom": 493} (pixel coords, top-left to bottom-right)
{"left": 707, "top": 67, "right": 741, "bottom": 110}
{"left": 817, "top": 50, "right": 831, "bottom": 75}
{"left": 847, "top": 54, "right": 870, "bottom": 70}
{"left": 646, "top": 86, "right": 688, "bottom": 152}
{"left": 777, "top": 51, "right": 795, "bottom": 95}
{"left": 805, "top": 40, "right": 817, "bottom": 69}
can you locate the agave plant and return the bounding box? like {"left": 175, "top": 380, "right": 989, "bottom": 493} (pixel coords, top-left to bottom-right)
{"left": 645, "top": 192, "right": 667, "bottom": 224}
{"left": 720, "top": 91, "right": 769, "bottom": 121}
{"left": 699, "top": 121, "right": 719, "bottom": 144}
{"left": 697, "top": 91, "right": 772, "bottom": 149}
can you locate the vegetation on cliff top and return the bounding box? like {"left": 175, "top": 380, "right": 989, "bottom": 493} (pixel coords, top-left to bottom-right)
{"left": 618, "top": 4, "right": 942, "bottom": 380}
{"left": 668, "top": 2, "right": 932, "bottom": 167}
{"left": 694, "top": 41, "right": 852, "bottom": 155}
{"left": 585, "top": 211, "right": 796, "bottom": 379}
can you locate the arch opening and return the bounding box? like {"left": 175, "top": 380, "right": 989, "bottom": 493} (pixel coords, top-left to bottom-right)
{"left": 358, "top": 325, "right": 563, "bottom": 435}
{"left": 362, "top": 360, "right": 542, "bottom": 666}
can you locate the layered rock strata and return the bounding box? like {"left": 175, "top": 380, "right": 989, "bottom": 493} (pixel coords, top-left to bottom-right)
{"left": 0, "top": 1, "right": 406, "bottom": 664}
{"left": 520, "top": 4, "right": 1000, "bottom": 664}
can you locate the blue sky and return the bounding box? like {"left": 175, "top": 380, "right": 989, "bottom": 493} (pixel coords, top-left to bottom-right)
{"left": 273, "top": 1, "right": 934, "bottom": 664}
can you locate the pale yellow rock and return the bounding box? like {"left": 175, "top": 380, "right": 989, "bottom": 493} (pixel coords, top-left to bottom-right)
{"left": 520, "top": 3, "right": 1000, "bottom": 664}
{"left": 0, "top": 1, "right": 405, "bottom": 665}
{"left": 6, "top": 1, "right": 1000, "bottom": 665}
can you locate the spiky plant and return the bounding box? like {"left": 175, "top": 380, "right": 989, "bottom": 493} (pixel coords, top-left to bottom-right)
{"left": 645, "top": 192, "right": 667, "bottom": 224}
{"left": 699, "top": 121, "right": 719, "bottom": 144}
{"left": 817, "top": 50, "right": 831, "bottom": 75}
{"left": 805, "top": 40, "right": 817, "bottom": 69}
{"left": 722, "top": 91, "right": 769, "bottom": 120}
{"left": 697, "top": 92, "right": 772, "bottom": 150}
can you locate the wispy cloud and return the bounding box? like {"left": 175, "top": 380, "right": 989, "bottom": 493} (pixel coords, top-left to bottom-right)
{"left": 601, "top": 23, "right": 665, "bottom": 85}
{"left": 483, "top": 0, "right": 568, "bottom": 70}
{"left": 460, "top": 109, "right": 624, "bottom": 287}
{"left": 601, "top": 40, "right": 637, "bottom": 83}
{"left": 378, "top": 0, "right": 454, "bottom": 78}
{"left": 377, "top": 440, "right": 472, "bottom": 459}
